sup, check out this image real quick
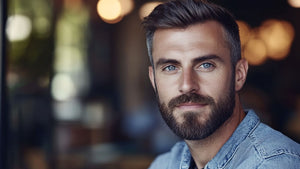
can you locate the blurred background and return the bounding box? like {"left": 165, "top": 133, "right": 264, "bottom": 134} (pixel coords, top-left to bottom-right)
{"left": 1, "top": 0, "right": 300, "bottom": 169}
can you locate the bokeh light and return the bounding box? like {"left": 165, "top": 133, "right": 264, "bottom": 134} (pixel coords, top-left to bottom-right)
{"left": 51, "top": 73, "right": 77, "bottom": 101}
{"left": 54, "top": 47, "right": 83, "bottom": 72}
{"left": 238, "top": 19, "right": 294, "bottom": 65}
{"left": 119, "top": 0, "right": 134, "bottom": 16}
{"left": 139, "top": 2, "right": 162, "bottom": 19}
{"left": 237, "top": 20, "right": 251, "bottom": 47}
{"left": 243, "top": 37, "right": 268, "bottom": 65}
{"left": 258, "top": 19, "right": 294, "bottom": 60}
{"left": 6, "top": 15, "right": 32, "bottom": 42}
{"left": 34, "top": 16, "right": 51, "bottom": 38}
{"left": 54, "top": 99, "right": 82, "bottom": 121}
{"left": 97, "top": 0, "right": 122, "bottom": 24}
{"left": 288, "top": 0, "right": 300, "bottom": 8}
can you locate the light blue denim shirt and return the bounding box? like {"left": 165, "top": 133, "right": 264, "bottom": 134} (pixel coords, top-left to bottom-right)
{"left": 149, "top": 110, "right": 300, "bottom": 169}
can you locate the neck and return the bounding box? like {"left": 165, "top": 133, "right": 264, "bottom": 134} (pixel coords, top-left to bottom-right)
{"left": 185, "top": 95, "right": 245, "bottom": 169}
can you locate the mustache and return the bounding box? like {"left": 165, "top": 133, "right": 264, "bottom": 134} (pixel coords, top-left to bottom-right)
{"left": 168, "top": 93, "right": 215, "bottom": 110}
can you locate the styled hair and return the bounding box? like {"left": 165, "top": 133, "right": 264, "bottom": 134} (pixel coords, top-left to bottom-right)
{"left": 142, "top": 0, "right": 241, "bottom": 68}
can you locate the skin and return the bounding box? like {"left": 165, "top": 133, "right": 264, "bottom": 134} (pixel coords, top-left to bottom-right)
{"left": 149, "top": 21, "right": 248, "bottom": 168}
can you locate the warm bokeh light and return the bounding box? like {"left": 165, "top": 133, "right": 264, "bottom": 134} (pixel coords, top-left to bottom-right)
{"left": 288, "top": 0, "right": 300, "bottom": 8}
{"left": 97, "top": 0, "right": 122, "bottom": 24}
{"left": 258, "top": 19, "right": 295, "bottom": 60}
{"left": 238, "top": 19, "right": 295, "bottom": 65}
{"left": 243, "top": 37, "right": 268, "bottom": 65}
{"left": 6, "top": 15, "right": 32, "bottom": 41}
{"left": 119, "top": 0, "right": 134, "bottom": 16}
{"left": 139, "top": 2, "right": 162, "bottom": 19}
{"left": 237, "top": 20, "right": 251, "bottom": 47}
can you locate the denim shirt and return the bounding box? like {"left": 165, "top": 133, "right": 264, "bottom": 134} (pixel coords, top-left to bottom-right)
{"left": 148, "top": 110, "right": 300, "bottom": 169}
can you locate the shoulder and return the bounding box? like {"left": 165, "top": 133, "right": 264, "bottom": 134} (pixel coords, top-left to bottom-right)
{"left": 257, "top": 153, "right": 300, "bottom": 169}
{"left": 250, "top": 122, "right": 300, "bottom": 166}
{"left": 148, "top": 141, "right": 187, "bottom": 169}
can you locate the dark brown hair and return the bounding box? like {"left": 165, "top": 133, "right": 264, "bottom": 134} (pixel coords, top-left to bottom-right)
{"left": 142, "top": 0, "right": 241, "bottom": 68}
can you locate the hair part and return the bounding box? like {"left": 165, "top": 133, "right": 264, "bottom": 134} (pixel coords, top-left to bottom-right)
{"left": 142, "top": 0, "right": 241, "bottom": 68}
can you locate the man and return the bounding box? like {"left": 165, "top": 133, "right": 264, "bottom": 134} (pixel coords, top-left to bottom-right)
{"left": 142, "top": 0, "right": 300, "bottom": 168}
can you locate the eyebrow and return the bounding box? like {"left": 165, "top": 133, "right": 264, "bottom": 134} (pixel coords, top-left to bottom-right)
{"left": 155, "top": 54, "right": 224, "bottom": 68}
{"left": 192, "top": 54, "right": 224, "bottom": 65}
{"left": 155, "top": 59, "right": 180, "bottom": 68}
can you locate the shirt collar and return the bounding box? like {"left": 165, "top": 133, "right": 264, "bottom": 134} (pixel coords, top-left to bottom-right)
{"left": 206, "top": 109, "right": 260, "bottom": 168}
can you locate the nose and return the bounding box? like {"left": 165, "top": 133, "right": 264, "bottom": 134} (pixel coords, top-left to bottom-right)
{"left": 179, "top": 68, "right": 199, "bottom": 94}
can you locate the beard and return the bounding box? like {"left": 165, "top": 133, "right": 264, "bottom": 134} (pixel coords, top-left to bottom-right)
{"left": 157, "top": 80, "right": 235, "bottom": 140}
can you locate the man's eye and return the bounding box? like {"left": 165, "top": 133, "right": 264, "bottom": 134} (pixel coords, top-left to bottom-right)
{"left": 163, "top": 65, "right": 177, "bottom": 72}
{"left": 199, "top": 63, "right": 215, "bottom": 71}
{"left": 201, "top": 63, "right": 213, "bottom": 68}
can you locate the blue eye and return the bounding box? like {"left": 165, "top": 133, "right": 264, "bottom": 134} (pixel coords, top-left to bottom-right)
{"left": 163, "top": 65, "right": 177, "bottom": 71}
{"left": 201, "top": 63, "right": 213, "bottom": 69}
{"left": 198, "top": 62, "right": 215, "bottom": 72}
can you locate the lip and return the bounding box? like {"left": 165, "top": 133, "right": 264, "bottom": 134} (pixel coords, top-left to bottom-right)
{"left": 176, "top": 102, "right": 207, "bottom": 111}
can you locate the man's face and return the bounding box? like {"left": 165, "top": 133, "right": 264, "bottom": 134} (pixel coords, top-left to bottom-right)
{"left": 149, "top": 21, "right": 236, "bottom": 140}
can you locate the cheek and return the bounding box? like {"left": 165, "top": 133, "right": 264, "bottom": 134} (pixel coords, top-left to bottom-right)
{"left": 155, "top": 76, "right": 179, "bottom": 103}
{"left": 201, "top": 71, "right": 232, "bottom": 100}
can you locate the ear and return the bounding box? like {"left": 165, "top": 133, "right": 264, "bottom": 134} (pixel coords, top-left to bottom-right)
{"left": 235, "top": 59, "right": 248, "bottom": 91}
{"left": 149, "top": 66, "right": 156, "bottom": 89}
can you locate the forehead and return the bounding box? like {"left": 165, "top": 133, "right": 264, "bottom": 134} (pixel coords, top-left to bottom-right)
{"left": 152, "top": 21, "right": 229, "bottom": 60}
